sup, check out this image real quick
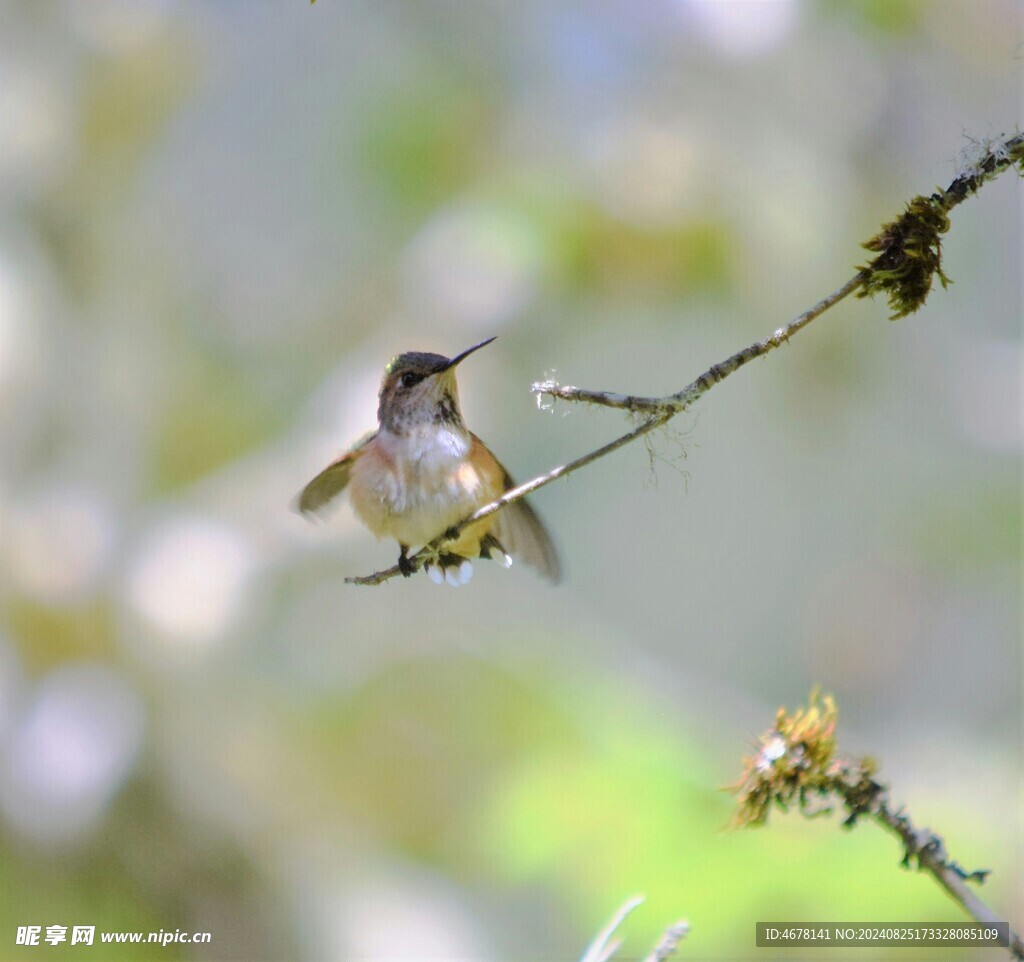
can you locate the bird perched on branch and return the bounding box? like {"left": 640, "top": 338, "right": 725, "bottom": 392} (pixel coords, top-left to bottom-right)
{"left": 297, "top": 338, "right": 560, "bottom": 586}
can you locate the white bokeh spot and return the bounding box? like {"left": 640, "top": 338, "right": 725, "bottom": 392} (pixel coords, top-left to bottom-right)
{"left": 0, "top": 663, "right": 144, "bottom": 841}
{"left": 126, "top": 516, "right": 256, "bottom": 647}
{"left": 682, "top": 0, "right": 801, "bottom": 58}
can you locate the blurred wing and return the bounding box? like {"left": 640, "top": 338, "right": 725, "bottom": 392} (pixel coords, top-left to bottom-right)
{"left": 492, "top": 462, "right": 562, "bottom": 585}
{"left": 295, "top": 431, "right": 375, "bottom": 516}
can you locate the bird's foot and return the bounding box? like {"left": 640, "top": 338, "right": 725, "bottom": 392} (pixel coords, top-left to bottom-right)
{"left": 397, "top": 544, "right": 416, "bottom": 578}
{"left": 425, "top": 552, "right": 473, "bottom": 587}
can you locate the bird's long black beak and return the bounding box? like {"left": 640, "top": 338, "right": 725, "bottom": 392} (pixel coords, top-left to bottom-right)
{"left": 443, "top": 336, "right": 497, "bottom": 371}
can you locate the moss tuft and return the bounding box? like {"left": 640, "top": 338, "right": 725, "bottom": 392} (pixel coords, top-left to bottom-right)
{"left": 730, "top": 689, "right": 841, "bottom": 828}
{"left": 856, "top": 133, "right": 1023, "bottom": 321}
{"left": 856, "top": 195, "right": 951, "bottom": 320}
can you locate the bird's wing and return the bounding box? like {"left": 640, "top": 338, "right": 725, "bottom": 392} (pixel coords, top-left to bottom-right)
{"left": 479, "top": 441, "right": 561, "bottom": 584}
{"left": 296, "top": 431, "right": 375, "bottom": 516}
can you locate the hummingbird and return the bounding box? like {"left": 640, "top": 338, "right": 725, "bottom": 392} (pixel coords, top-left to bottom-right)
{"left": 297, "top": 337, "right": 560, "bottom": 586}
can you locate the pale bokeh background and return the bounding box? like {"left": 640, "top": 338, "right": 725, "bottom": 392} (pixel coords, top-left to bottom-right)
{"left": 1, "top": 1, "right": 1021, "bottom": 959}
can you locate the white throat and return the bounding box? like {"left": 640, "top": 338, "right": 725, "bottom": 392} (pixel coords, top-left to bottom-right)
{"left": 378, "top": 422, "right": 471, "bottom": 468}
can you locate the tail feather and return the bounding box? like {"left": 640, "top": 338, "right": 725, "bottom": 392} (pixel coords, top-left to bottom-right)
{"left": 493, "top": 496, "right": 561, "bottom": 584}
{"left": 491, "top": 469, "right": 561, "bottom": 584}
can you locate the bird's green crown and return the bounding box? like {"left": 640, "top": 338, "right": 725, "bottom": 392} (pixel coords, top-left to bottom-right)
{"left": 384, "top": 352, "right": 451, "bottom": 378}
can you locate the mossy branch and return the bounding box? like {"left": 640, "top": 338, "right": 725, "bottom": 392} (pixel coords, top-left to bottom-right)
{"left": 857, "top": 132, "right": 1024, "bottom": 318}
{"left": 730, "top": 691, "right": 1024, "bottom": 960}
{"left": 347, "top": 132, "right": 1022, "bottom": 586}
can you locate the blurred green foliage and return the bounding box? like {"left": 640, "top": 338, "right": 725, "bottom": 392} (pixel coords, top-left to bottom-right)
{"left": 819, "top": 0, "right": 925, "bottom": 35}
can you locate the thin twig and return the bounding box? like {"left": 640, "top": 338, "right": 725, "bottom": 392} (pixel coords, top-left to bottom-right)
{"left": 579, "top": 896, "right": 646, "bottom": 962}
{"left": 579, "top": 897, "right": 690, "bottom": 962}
{"left": 536, "top": 273, "right": 865, "bottom": 415}
{"left": 347, "top": 133, "right": 1022, "bottom": 585}
{"left": 642, "top": 921, "right": 691, "bottom": 962}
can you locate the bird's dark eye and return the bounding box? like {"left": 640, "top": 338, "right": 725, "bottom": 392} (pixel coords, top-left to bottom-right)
{"left": 400, "top": 372, "right": 419, "bottom": 388}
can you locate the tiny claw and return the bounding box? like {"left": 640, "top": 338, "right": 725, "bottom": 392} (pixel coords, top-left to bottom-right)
{"left": 398, "top": 555, "right": 415, "bottom": 578}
